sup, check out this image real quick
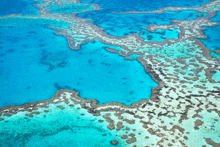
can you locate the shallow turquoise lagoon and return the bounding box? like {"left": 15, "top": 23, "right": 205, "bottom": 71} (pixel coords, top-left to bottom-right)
{"left": 0, "top": 18, "right": 158, "bottom": 107}
{"left": 212, "top": 71, "right": 220, "bottom": 82}
{"left": 0, "top": 0, "right": 42, "bottom": 16}
{"left": 139, "top": 28, "right": 180, "bottom": 41}
{"left": 198, "top": 12, "right": 220, "bottom": 58}
{"left": 0, "top": 17, "right": 74, "bottom": 29}
{"left": 77, "top": 10, "right": 206, "bottom": 40}
{"left": 0, "top": 103, "right": 122, "bottom": 147}
{"left": 47, "top": 4, "right": 95, "bottom": 14}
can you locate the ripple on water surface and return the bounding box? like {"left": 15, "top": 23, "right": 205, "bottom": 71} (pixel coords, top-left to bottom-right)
{"left": 0, "top": 17, "right": 158, "bottom": 107}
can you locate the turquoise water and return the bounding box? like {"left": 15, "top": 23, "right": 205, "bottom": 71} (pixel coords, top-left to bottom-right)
{"left": 212, "top": 71, "right": 220, "bottom": 82}
{"left": 77, "top": 10, "right": 206, "bottom": 39}
{"left": 139, "top": 28, "right": 180, "bottom": 41}
{"left": 127, "top": 54, "right": 142, "bottom": 59}
{"left": 47, "top": 4, "right": 95, "bottom": 14}
{"left": 0, "top": 103, "right": 122, "bottom": 147}
{"left": 0, "top": 0, "right": 42, "bottom": 16}
{"left": 198, "top": 12, "right": 220, "bottom": 58}
{"left": 1, "top": 0, "right": 219, "bottom": 146}
{"left": 0, "top": 18, "right": 158, "bottom": 107}
{"left": 80, "top": 0, "right": 211, "bottom": 12}
{"left": 0, "top": 17, "right": 74, "bottom": 29}
{"left": 77, "top": 0, "right": 209, "bottom": 39}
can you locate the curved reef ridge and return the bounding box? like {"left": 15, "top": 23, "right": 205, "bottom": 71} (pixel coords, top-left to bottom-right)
{"left": 1, "top": 0, "right": 220, "bottom": 146}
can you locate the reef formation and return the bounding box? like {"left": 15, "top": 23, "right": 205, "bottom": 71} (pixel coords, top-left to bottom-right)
{"left": 0, "top": 0, "right": 220, "bottom": 146}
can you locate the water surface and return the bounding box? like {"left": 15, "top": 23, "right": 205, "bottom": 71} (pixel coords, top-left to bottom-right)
{"left": 0, "top": 18, "right": 158, "bottom": 107}
{"left": 80, "top": 0, "right": 211, "bottom": 12}
{"left": 0, "top": 0, "right": 42, "bottom": 16}
{"left": 47, "top": 4, "right": 95, "bottom": 14}
{"left": 77, "top": 10, "right": 206, "bottom": 39}
{"left": 198, "top": 12, "right": 220, "bottom": 58}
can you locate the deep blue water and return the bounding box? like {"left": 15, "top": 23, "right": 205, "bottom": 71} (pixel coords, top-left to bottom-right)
{"left": 0, "top": 0, "right": 42, "bottom": 16}
{"left": 0, "top": 18, "right": 158, "bottom": 107}
{"left": 78, "top": 0, "right": 209, "bottom": 39}
{"left": 77, "top": 10, "right": 206, "bottom": 39}
{"left": 80, "top": 0, "right": 211, "bottom": 12}
{"left": 0, "top": 0, "right": 219, "bottom": 146}
{"left": 198, "top": 12, "right": 220, "bottom": 58}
